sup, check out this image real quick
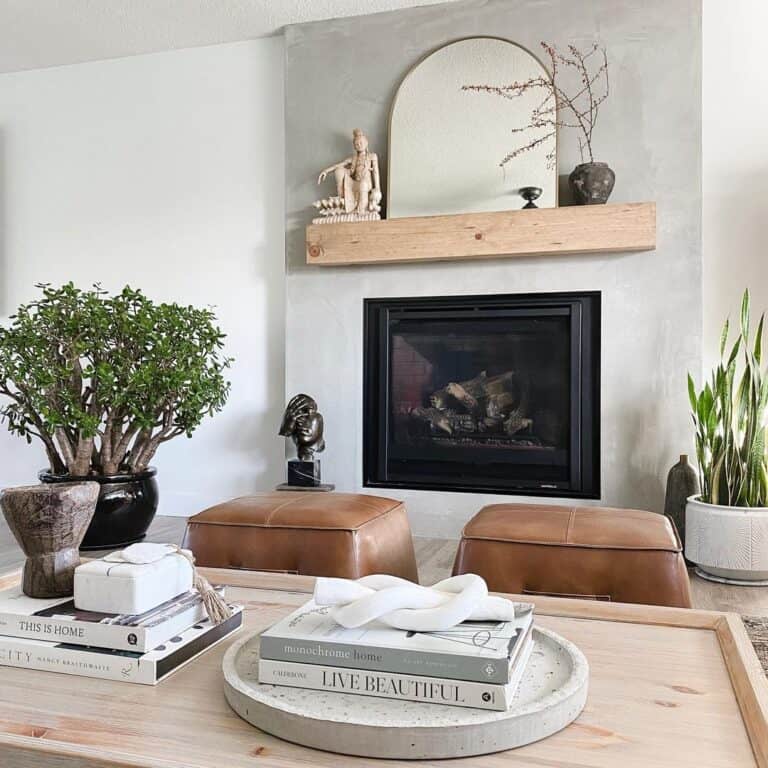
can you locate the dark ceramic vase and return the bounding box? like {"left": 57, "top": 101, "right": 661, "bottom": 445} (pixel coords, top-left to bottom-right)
{"left": 664, "top": 454, "right": 700, "bottom": 556}
{"left": 0, "top": 482, "right": 99, "bottom": 597}
{"left": 568, "top": 161, "right": 615, "bottom": 205}
{"left": 39, "top": 468, "right": 159, "bottom": 550}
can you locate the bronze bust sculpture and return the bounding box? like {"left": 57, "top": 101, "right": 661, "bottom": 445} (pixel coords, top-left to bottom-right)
{"left": 279, "top": 394, "right": 325, "bottom": 461}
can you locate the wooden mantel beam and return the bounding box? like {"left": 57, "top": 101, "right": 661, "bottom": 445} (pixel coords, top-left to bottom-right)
{"left": 306, "top": 202, "right": 656, "bottom": 266}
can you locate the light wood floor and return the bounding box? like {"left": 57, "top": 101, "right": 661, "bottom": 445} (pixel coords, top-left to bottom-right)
{"left": 2, "top": 515, "right": 767, "bottom": 616}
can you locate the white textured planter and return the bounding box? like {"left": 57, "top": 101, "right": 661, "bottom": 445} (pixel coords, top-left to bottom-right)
{"left": 685, "top": 496, "right": 768, "bottom": 584}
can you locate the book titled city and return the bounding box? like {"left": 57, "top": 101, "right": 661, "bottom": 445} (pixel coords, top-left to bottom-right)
{"left": 0, "top": 606, "right": 243, "bottom": 684}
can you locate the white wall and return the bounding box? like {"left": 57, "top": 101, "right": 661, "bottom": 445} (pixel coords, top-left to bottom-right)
{"left": 0, "top": 38, "right": 286, "bottom": 515}
{"left": 703, "top": 1, "right": 768, "bottom": 369}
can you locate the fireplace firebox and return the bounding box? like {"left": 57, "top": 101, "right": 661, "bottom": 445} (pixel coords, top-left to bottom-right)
{"left": 363, "top": 292, "right": 600, "bottom": 498}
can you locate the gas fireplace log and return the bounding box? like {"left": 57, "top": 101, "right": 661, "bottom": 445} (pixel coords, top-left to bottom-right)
{"left": 429, "top": 370, "right": 529, "bottom": 419}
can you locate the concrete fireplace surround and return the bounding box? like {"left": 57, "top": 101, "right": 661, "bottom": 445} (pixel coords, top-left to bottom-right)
{"left": 284, "top": 0, "right": 702, "bottom": 538}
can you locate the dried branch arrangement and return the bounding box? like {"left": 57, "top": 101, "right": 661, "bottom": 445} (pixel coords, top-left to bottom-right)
{"left": 462, "top": 41, "right": 609, "bottom": 168}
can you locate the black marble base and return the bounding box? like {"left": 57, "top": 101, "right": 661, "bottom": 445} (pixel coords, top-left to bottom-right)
{"left": 287, "top": 459, "right": 321, "bottom": 487}
{"left": 276, "top": 483, "right": 336, "bottom": 492}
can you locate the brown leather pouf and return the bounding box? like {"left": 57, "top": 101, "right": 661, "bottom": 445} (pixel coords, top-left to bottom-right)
{"left": 183, "top": 492, "right": 418, "bottom": 581}
{"left": 453, "top": 504, "right": 692, "bottom": 608}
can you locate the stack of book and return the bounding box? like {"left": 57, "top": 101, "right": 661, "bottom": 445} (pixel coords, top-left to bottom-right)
{"left": 258, "top": 600, "right": 535, "bottom": 711}
{"left": 0, "top": 585, "right": 242, "bottom": 684}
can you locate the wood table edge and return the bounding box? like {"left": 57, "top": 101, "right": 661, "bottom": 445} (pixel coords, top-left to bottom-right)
{"left": 716, "top": 613, "right": 768, "bottom": 767}
{"left": 1, "top": 567, "right": 767, "bottom": 768}
{"left": 203, "top": 569, "right": 768, "bottom": 768}
{"left": 0, "top": 732, "right": 173, "bottom": 768}
{"left": 199, "top": 568, "right": 727, "bottom": 628}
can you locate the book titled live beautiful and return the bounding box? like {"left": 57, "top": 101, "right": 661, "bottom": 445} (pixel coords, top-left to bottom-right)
{"left": 259, "top": 600, "right": 534, "bottom": 685}
{"left": 0, "top": 585, "right": 213, "bottom": 652}
{"left": 259, "top": 633, "right": 534, "bottom": 711}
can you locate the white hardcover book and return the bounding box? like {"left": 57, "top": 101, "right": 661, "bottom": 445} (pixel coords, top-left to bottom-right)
{"left": 260, "top": 599, "right": 534, "bottom": 684}
{"left": 0, "top": 606, "right": 243, "bottom": 685}
{"left": 0, "top": 586, "right": 215, "bottom": 652}
{"left": 258, "top": 634, "right": 534, "bottom": 711}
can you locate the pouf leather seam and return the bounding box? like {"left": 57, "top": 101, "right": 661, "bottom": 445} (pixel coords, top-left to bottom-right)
{"left": 459, "top": 536, "right": 681, "bottom": 553}
{"left": 184, "top": 520, "right": 387, "bottom": 532}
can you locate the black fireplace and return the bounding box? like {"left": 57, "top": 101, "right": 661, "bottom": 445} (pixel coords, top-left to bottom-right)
{"left": 363, "top": 292, "right": 600, "bottom": 498}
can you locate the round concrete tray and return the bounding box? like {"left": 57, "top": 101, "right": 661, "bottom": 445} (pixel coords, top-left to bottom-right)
{"left": 222, "top": 626, "right": 589, "bottom": 759}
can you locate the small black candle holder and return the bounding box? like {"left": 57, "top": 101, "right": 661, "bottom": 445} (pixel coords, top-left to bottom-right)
{"left": 518, "top": 186, "right": 543, "bottom": 209}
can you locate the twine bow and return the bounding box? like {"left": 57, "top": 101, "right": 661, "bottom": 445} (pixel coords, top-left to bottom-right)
{"left": 105, "top": 543, "right": 232, "bottom": 625}
{"left": 167, "top": 545, "right": 233, "bottom": 625}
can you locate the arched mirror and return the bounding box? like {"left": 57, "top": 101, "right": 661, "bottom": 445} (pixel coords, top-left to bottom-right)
{"left": 388, "top": 37, "right": 557, "bottom": 218}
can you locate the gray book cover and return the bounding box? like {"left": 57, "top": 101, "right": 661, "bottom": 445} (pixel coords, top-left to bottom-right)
{"left": 259, "top": 635, "right": 535, "bottom": 711}
{"left": 260, "top": 600, "right": 533, "bottom": 684}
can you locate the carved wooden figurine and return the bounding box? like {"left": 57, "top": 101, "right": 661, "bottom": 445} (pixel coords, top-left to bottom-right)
{"left": 313, "top": 129, "right": 382, "bottom": 223}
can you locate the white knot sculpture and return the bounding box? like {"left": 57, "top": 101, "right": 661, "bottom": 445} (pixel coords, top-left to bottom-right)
{"left": 313, "top": 573, "right": 518, "bottom": 632}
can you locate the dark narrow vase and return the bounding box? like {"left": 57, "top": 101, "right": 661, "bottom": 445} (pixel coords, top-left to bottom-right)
{"left": 0, "top": 482, "right": 99, "bottom": 597}
{"left": 568, "top": 161, "right": 615, "bottom": 205}
{"left": 39, "top": 468, "right": 159, "bottom": 550}
{"left": 664, "top": 454, "right": 699, "bottom": 555}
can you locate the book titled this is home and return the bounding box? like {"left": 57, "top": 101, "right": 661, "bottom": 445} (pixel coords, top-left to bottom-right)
{"left": 0, "top": 586, "right": 214, "bottom": 652}
{"left": 0, "top": 606, "right": 243, "bottom": 685}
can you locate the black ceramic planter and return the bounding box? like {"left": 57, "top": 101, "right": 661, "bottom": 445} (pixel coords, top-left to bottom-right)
{"left": 39, "top": 468, "right": 159, "bottom": 550}
{"left": 568, "top": 161, "right": 615, "bottom": 205}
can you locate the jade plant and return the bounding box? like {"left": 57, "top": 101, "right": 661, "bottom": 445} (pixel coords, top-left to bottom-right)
{"left": 688, "top": 289, "right": 768, "bottom": 507}
{"left": 0, "top": 283, "right": 232, "bottom": 477}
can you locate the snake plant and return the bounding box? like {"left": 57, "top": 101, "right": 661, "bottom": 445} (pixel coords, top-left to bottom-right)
{"left": 688, "top": 289, "right": 768, "bottom": 507}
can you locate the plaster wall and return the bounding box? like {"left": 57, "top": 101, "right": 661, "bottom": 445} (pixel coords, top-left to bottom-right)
{"left": 285, "top": 0, "right": 702, "bottom": 537}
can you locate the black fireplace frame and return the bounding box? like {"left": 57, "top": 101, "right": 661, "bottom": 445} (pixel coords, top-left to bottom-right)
{"left": 363, "top": 291, "right": 601, "bottom": 498}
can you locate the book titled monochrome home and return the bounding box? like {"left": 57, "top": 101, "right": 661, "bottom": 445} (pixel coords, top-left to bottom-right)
{"left": 259, "top": 633, "right": 534, "bottom": 711}
{"left": 0, "top": 586, "right": 216, "bottom": 652}
{"left": 0, "top": 606, "right": 243, "bottom": 685}
{"left": 260, "top": 600, "right": 534, "bottom": 684}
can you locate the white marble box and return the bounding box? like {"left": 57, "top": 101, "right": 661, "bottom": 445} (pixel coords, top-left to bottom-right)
{"left": 74, "top": 549, "right": 194, "bottom": 615}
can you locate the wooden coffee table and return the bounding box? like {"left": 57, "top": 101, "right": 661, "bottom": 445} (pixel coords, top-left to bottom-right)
{"left": 0, "top": 568, "right": 766, "bottom": 768}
